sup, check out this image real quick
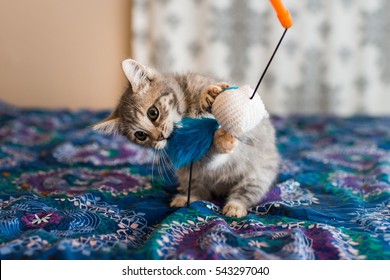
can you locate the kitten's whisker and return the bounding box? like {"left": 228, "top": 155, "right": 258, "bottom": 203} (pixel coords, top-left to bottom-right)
{"left": 151, "top": 150, "right": 157, "bottom": 184}
{"left": 164, "top": 150, "right": 177, "bottom": 181}
{"left": 160, "top": 149, "right": 173, "bottom": 173}
{"left": 158, "top": 152, "right": 167, "bottom": 181}
{"left": 156, "top": 151, "right": 164, "bottom": 180}
{"left": 162, "top": 149, "right": 177, "bottom": 175}
{"left": 160, "top": 150, "right": 173, "bottom": 184}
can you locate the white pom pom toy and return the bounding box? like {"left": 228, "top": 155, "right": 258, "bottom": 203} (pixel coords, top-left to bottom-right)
{"left": 212, "top": 85, "right": 269, "bottom": 137}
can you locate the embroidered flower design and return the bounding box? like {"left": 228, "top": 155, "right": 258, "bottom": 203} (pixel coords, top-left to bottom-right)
{"left": 21, "top": 212, "right": 63, "bottom": 228}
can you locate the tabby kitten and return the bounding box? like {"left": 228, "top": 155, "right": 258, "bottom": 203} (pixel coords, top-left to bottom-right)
{"left": 94, "top": 59, "right": 279, "bottom": 218}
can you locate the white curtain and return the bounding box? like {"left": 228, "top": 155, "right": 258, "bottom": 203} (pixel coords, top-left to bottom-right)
{"left": 132, "top": 0, "right": 390, "bottom": 116}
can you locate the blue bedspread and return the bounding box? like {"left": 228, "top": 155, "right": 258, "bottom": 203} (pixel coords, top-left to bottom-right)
{"left": 0, "top": 101, "right": 389, "bottom": 259}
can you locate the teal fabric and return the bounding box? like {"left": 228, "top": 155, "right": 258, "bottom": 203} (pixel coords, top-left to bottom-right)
{"left": 0, "top": 101, "right": 389, "bottom": 259}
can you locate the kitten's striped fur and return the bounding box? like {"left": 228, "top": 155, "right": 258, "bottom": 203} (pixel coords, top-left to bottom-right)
{"left": 94, "top": 59, "right": 279, "bottom": 217}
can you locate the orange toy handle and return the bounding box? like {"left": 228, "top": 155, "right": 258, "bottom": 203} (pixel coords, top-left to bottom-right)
{"left": 269, "top": 0, "right": 293, "bottom": 29}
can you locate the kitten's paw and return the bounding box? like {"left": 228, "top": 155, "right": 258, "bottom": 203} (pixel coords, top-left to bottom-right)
{"left": 170, "top": 194, "right": 200, "bottom": 207}
{"left": 214, "top": 128, "right": 238, "bottom": 153}
{"left": 200, "top": 82, "right": 230, "bottom": 112}
{"left": 222, "top": 201, "right": 248, "bottom": 218}
{"left": 170, "top": 194, "right": 188, "bottom": 208}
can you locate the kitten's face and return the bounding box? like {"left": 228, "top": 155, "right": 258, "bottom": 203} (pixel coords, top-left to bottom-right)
{"left": 93, "top": 59, "right": 184, "bottom": 150}
{"left": 118, "top": 81, "right": 183, "bottom": 149}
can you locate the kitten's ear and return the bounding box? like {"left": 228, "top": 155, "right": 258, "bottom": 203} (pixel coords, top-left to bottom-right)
{"left": 92, "top": 114, "right": 120, "bottom": 135}
{"left": 122, "top": 59, "right": 156, "bottom": 92}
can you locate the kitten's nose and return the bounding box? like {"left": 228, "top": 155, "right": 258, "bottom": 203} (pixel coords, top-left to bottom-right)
{"left": 157, "top": 133, "right": 166, "bottom": 141}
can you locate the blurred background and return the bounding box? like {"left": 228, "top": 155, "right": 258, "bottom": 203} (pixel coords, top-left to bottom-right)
{"left": 0, "top": 0, "right": 131, "bottom": 109}
{"left": 1, "top": 0, "right": 389, "bottom": 115}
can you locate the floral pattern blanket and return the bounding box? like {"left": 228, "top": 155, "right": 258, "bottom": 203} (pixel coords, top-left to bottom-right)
{"left": 0, "top": 101, "right": 389, "bottom": 260}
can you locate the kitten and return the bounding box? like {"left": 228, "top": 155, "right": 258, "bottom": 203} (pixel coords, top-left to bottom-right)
{"left": 93, "top": 59, "right": 279, "bottom": 218}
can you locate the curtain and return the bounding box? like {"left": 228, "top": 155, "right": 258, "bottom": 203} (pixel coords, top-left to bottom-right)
{"left": 132, "top": 0, "right": 390, "bottom": 116}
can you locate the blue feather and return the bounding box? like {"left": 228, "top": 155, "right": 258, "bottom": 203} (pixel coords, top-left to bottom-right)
{"left": 165, "top": 117, "right": 220, "bottom": 169}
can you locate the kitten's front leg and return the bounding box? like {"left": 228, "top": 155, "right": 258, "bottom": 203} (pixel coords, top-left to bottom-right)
{"left": 170, "top": 189, "right": 211, "bottom": 208}
{"left": 214, "top": 128, "right": 238, "bottom": 154}
{"left": 223, "top": 178, "right": 270, "bottom": 218}
{"left": 170, "top": 193, "right": 200, "bottom": 207}
{"left": 199, "top": 82, "right": 239, "bottom": 154}
{"left": 199, "top": 82, "right": 230, "bottom": 113}
{"left": 223, "top": 201, "right": 248, "bottom": 218}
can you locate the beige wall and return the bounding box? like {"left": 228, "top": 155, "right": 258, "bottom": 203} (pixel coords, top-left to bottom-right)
{"left": 0, "top": 0, "right": 131, "bottom": 109}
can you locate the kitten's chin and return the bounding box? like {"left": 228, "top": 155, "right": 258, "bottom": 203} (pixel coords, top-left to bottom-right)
{"left": 155, "top": 140, "right": 167, "bottom": 150}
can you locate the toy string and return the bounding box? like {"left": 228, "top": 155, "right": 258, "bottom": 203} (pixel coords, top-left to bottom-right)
{"left": 250, "top": 28, "right": 288, "bottom": 100}
{"left": 187, "top": 161, "right": 193, "bottom": 208}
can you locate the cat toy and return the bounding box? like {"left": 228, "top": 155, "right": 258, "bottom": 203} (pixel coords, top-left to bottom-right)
{"left": 166, "top": 0, "right": 293, "bottom": 207}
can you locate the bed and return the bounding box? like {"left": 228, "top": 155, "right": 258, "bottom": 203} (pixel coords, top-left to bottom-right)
{"left": 0, "top": 100, "right": 389, "bottom": 260}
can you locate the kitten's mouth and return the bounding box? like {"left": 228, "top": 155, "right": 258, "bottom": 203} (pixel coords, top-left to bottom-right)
{"left": 157, "top": 135, "right": 170, "bottom": 142}
{"left": 162, "top": 130, "right": 172, "bottom": 140}
{"left": 155, "top": 139, "right": 167, "bottom": 150}
{"left": 155, "top": 130, "right": 172, "bottom": 149}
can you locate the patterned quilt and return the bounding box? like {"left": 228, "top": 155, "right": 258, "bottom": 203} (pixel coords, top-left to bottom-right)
{"left": 0, "top": 101, "right": 389, "bottom": 260}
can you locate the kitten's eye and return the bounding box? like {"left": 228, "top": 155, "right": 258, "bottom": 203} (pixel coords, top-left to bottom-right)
{"left": 135, "top": 131, "right": 148, "bottom": 141}
{"left": 147, "top": 106, "right": 159, "bottom": 121}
